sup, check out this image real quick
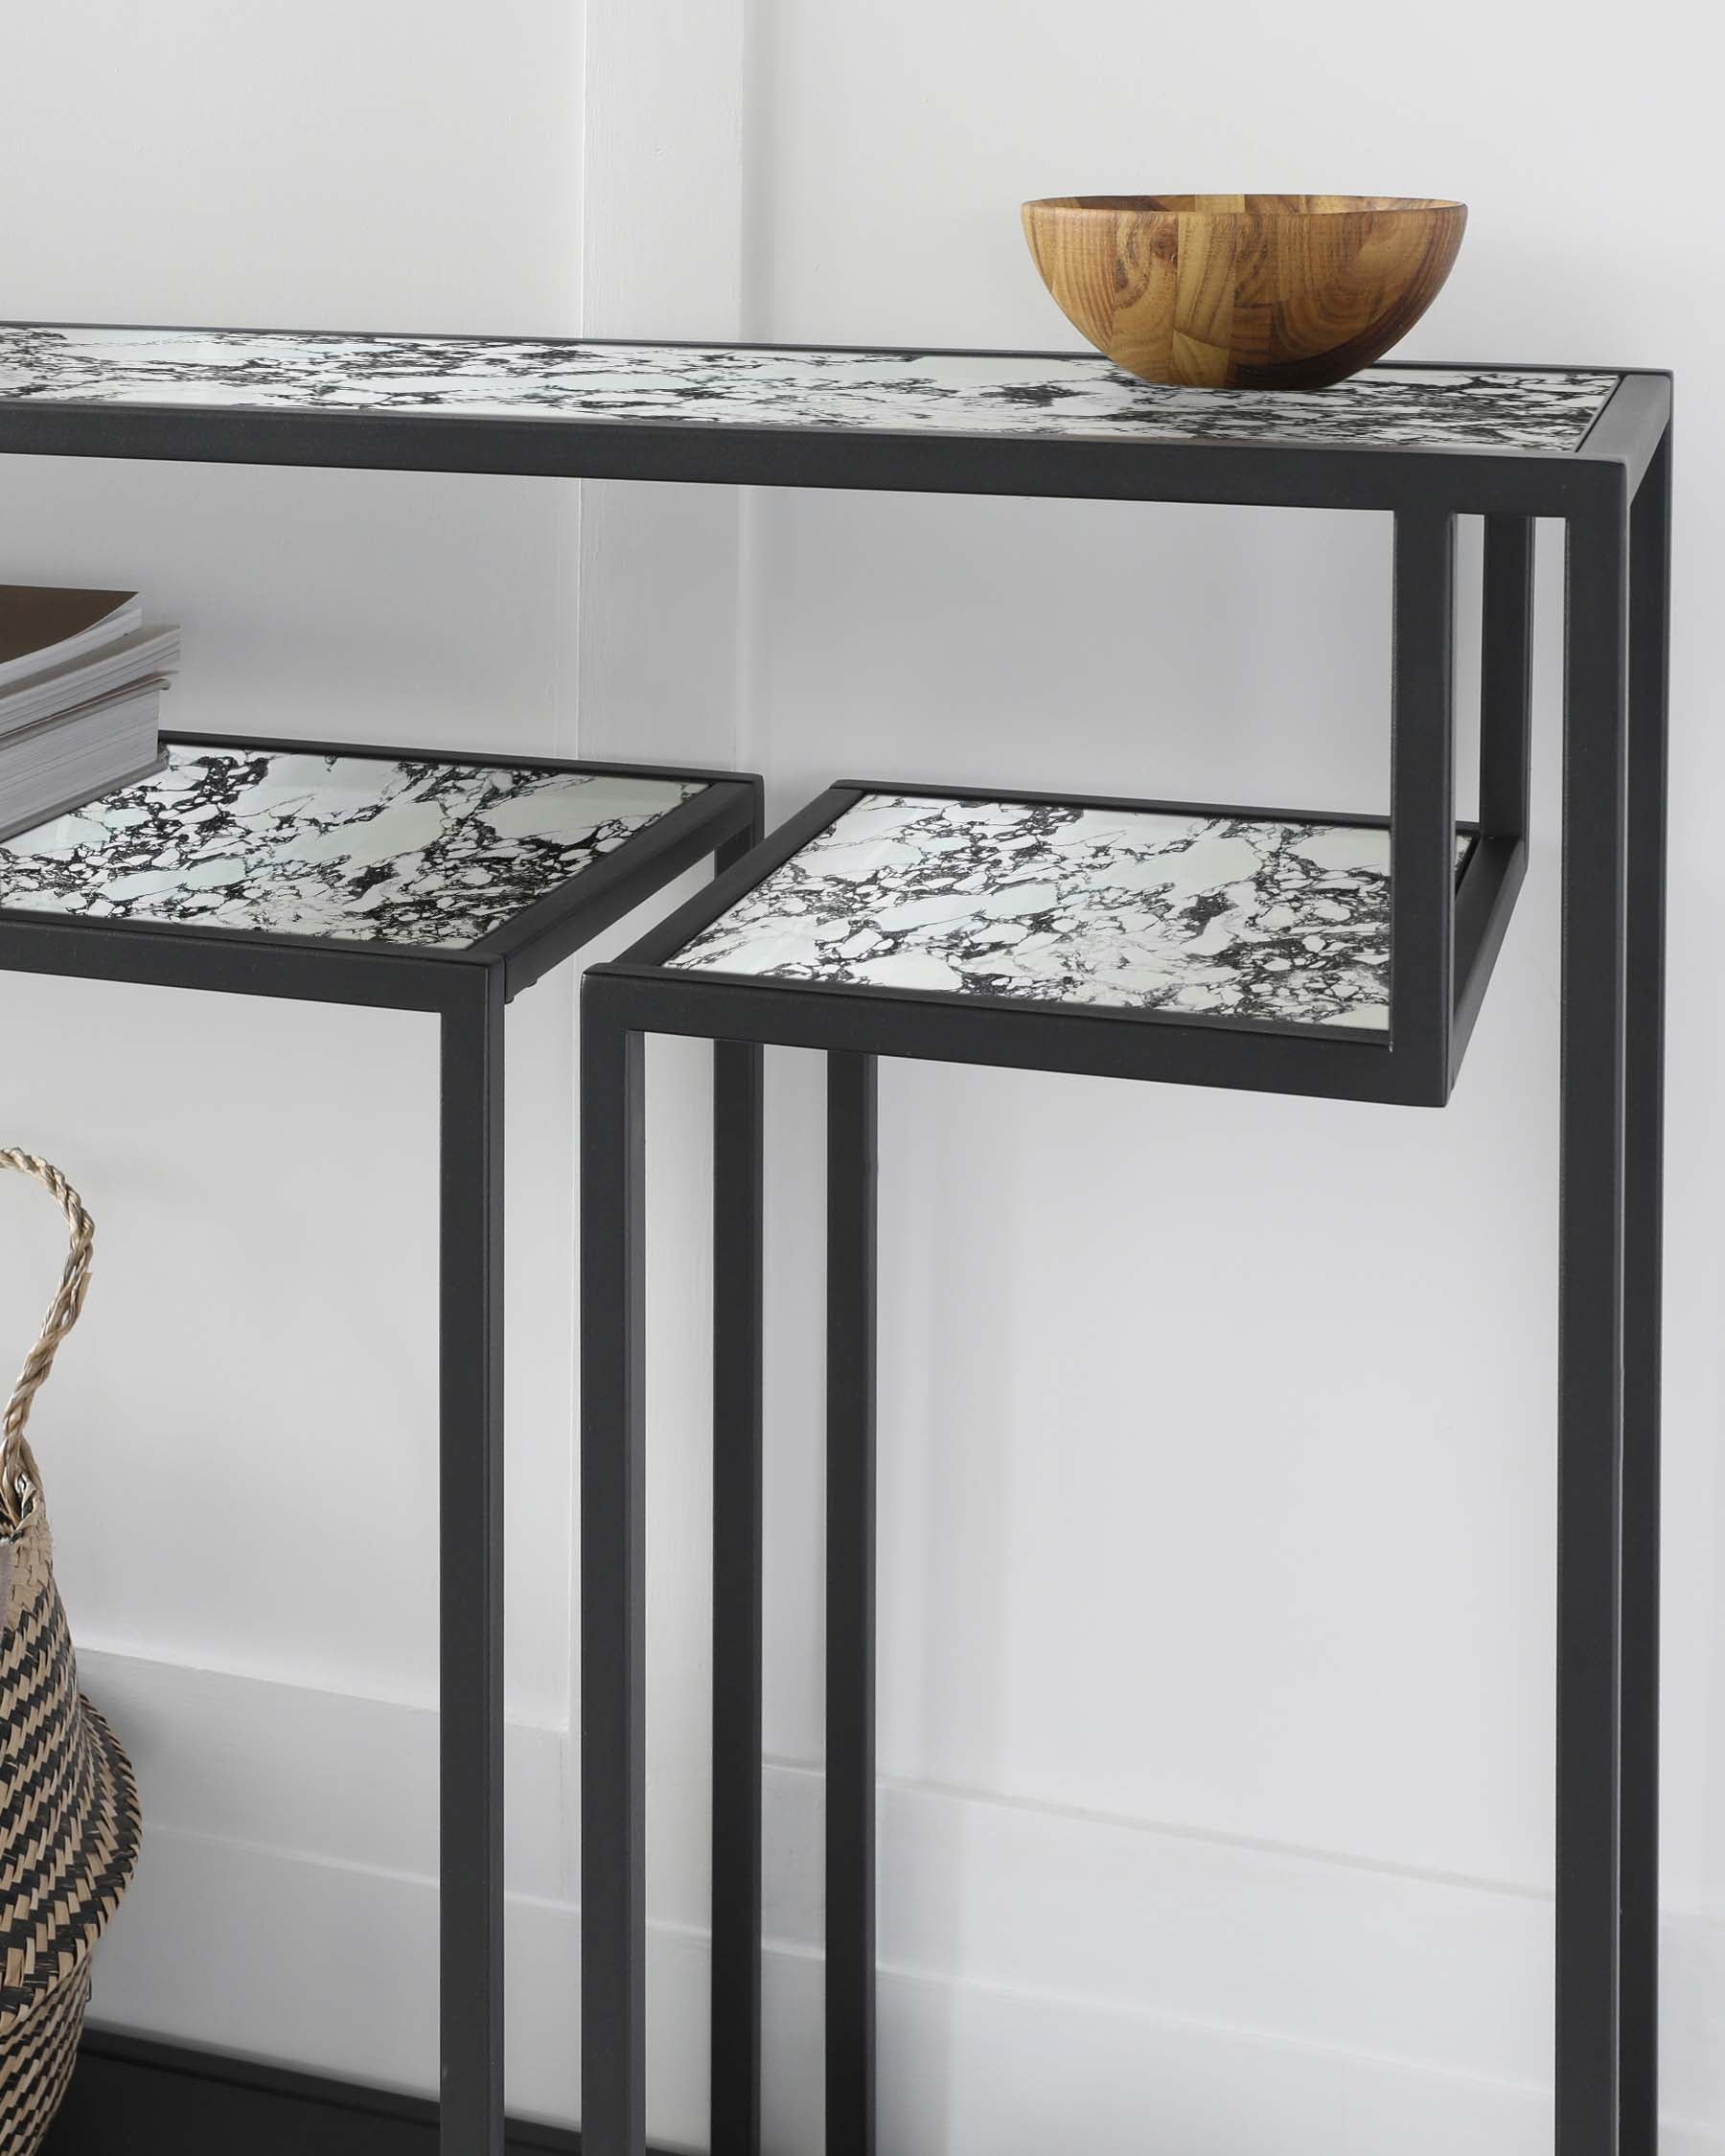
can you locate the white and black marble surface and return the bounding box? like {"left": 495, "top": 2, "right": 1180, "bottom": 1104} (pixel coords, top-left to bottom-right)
{"left": 0, "top": 745, "right": 702, "bottom": 948}
{"left": 0, "top": 326, "right": 1617, "bottom": 454}
{"left": 670, "top": 792, "right": 1471, "bottom": 1031}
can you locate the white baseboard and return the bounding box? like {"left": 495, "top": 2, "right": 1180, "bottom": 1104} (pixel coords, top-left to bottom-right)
{"left": 79, "top": 1647, "right": 1725, "bottom": 2151}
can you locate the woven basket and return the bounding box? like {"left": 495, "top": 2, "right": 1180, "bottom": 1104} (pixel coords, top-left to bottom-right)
{"left": 0, "top": 1153, "right": 141, "bottom": 2156}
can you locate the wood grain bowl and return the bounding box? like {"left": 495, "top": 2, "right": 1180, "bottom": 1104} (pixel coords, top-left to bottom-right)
{"left": 1021, "top": 194, "right": 1466, "bottom": 390}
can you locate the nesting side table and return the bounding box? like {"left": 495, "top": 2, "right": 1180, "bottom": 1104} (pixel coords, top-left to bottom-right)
{"left": 0, "top": 730, "right": 763, "bottom": 2155}
{"left": 0, "top": 327, "right": 1671, "bottom": 2156}
{"left": 572, "top": 377, "right": 1672, "bottom": 2156}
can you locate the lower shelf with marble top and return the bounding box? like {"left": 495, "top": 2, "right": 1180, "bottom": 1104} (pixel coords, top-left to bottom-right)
{"left": 0, "top": 729, "right": 760, "bottom": 1002}
{"left": 597, "top": 774, "right": 1525, "bottom": 1109}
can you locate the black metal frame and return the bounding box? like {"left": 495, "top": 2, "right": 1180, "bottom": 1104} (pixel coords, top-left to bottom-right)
{"left": 0, "top": 336, "right": 1671, "bottom": 2156}
{"left": 575, "top": 376, "right": 1673, "bottom": 2156}
{"left": 0, "top": 730, "right": 764, "bottom": 2156}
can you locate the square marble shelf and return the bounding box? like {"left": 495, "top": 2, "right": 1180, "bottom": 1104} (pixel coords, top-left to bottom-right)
{"left": 0, "top": 735, "right": 753, "bottom": 976}
{"left": 666, "top": 788, "right": 1474, "bottom": 1035}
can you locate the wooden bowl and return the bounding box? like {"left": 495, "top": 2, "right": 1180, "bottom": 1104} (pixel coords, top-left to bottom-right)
{"left": 1021, "top": 194, "right": 1466, "bottom": 390}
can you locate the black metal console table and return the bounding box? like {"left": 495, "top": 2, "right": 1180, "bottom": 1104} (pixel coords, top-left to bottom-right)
{"left": 0, "top": 325, "right": 1671, "bottom": 2156}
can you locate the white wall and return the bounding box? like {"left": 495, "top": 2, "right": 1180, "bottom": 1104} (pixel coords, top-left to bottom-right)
{"left": 2, "top": 0, "right": 1721, "bottom": 2150}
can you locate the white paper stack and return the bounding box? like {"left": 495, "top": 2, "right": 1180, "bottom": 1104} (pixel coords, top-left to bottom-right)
{"left": 0, "top": 586, "right": 180, "bottom": 843}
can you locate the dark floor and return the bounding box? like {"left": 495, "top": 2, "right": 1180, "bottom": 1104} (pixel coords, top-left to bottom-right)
{"left": 45, "top": 2030, "right": 594, "bottom": 2154}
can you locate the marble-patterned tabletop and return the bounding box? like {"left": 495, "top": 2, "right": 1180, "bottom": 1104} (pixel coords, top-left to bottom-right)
{"left": 0, "top": 745, "right": 702, "bottom": 948}
{"left": 0, "top": 326, "right": 1618, "bottom": 455}
{"left": 671, "top": 791, "right": 1470, "bottom": 1032}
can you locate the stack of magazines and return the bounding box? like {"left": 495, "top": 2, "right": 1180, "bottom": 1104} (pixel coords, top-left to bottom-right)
{"left": 0, "top": 585, "right": 179, "bottom": 843}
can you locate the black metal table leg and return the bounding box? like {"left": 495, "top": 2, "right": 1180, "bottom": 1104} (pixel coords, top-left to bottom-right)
{"left": 1556, "top": 475, "right": 1631, "bottom": 2156}
{"left": 711, "top": 817, "right": 768, "bottom": 2156}
{"left": 1480, "top": 513, "right": 1535, "bottom": 843}
{"left": 826, "top": 1052, "right": 878, "bottom": 2156}
{"left": 581, "top": 989, "right": 648, "bottom": 2156}
{"left": 1390, "top": 509, "right": 1458, "bottom": 1086}
{"left": 1621, "top": 423, "right": 1671, "bottom": 2156}
{"left": 440, "top": 965, "right": 508, "bottom": 2156}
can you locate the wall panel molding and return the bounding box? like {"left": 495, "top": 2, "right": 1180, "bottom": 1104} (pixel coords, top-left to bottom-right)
{"left": 81, "top": 1649, "right": 1725, "bottom": 2149}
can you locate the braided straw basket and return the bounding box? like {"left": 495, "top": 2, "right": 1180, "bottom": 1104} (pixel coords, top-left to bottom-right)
{"left": 0, "top": 1153, "right": 140, "bottom": 2154}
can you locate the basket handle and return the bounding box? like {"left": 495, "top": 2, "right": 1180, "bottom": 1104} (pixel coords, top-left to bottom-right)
{"left": 1, "top": 1150, "right": 95, "bottom": 1532}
